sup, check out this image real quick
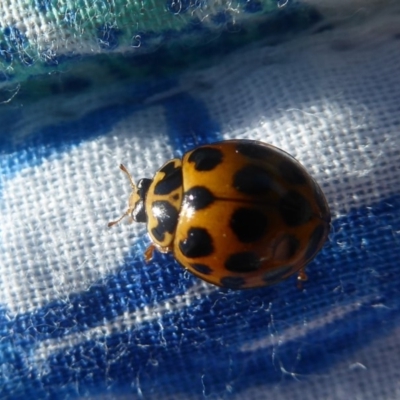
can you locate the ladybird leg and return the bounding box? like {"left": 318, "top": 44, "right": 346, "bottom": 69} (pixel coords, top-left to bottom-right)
{"left": 144, "top": 244, "right": 156, "bottom": 262}
{"left": 297, "top": 268, "right": 308, "bottom": 289}
{"left": 158, "top": 245, "right": 173, "bottom": 254}
{"left": 144, "top": 244, "right": 172, "bottom": 262}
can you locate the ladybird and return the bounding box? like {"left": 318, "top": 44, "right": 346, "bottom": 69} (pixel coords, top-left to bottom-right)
{"left": 109, "top": 139, "right": 330, "bottom": 289}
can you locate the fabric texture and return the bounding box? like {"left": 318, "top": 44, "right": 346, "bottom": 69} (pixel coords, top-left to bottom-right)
{"left": 0, "top": 0, "right": 280, "bottom": 86}
{"left": 0, "top": 0, "right": 400, "bottom": 398}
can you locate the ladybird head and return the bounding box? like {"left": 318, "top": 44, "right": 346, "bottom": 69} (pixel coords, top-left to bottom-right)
{"left": 108, "top": 164, "right": 152, "bottom": 227}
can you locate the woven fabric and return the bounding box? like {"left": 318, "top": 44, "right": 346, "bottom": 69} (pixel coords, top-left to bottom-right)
{"left": 1, "top": 1, "right": 400, "bottom": 399}
{"left": 0, "top": 0, "right": 279, "bottom": 86}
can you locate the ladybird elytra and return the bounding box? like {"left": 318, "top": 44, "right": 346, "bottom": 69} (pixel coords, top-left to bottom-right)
{"left": 109, "top": 139, "right": 330, "bottom": 289}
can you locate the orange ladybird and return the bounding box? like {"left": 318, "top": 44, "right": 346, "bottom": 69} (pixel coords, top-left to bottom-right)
{"left": 109, "top": 139, "right": 330, "bottom": 289}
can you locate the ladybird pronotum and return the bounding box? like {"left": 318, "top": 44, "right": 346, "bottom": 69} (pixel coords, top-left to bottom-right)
{"left": 109, "top": 139, "right": 330, "bottom": 289}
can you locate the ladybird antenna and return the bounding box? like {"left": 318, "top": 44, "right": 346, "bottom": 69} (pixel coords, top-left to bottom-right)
{"left": 119, "top": 164, "right": 136, "bottom": 190}
{"left": 108, "top": 210, "right": 130, "bottom": 227}
{"left": 108, "top": 164, "right": 137, "bottom": 228}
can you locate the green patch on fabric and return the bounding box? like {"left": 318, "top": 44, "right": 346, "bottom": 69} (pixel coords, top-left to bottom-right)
{"left": 0, "top": 1, "right": 323, "bottom": 107}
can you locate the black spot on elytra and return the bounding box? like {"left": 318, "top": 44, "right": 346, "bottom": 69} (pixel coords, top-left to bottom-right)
{"left": 230, "top": 208, "right": 267, "bottom": 243}
{"left": 184, "top": 186, "right": 215, "bottom": 210}
{"left": 225, "top": 252, "right": 261, "bottom": 273}
{"left": 154, "top": 162, "right": 182, "bottom": 195}
{"left": 188, "top": 147, "right": 223, "bottom": 171}
{"left": 220, "top": 276, "right": 246, "bottom": 289}
{"left": 236, "top": 141, "right": 275, "bottom": 160}
{"left": 279, "top": 191, "right": 312, "bottom": 226}
{"left": 233, "top": 165, "right": 274, "bottom": 196}
{"left": 190, "top": 263, "right": 212, "bottom": 275}
{"left": 179, "top": 227, "right": 214, "bottom": 258}
{"left": 304, "top": 224, "right": 327, "bottom": 261}
{"left": 279, "top": 160, "right": 307, "bottom": 185}
{"left": 263, "top": 265, "right": 294, "bottom": 283}
{"left": 150, "top": 201, "right": 179, "bottom": 242}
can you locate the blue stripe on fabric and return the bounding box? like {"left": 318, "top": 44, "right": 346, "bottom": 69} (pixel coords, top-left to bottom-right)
{"left": 5, "top": 250, "right": 196, "bottom": 343}
{"left": 0, "top": 90, "right": 220, "bottom": 339}
{"left": 34, "top": 0, "right": 52, "bottom": 13}
{"left": 0, "top": 86, "right": 218, "bottom": 162}
{"left": 0, "top": 78, "right": 177, "bottom": 157}
{"left": 163, "top": 92, "right": 221, "bottom": 152}
{"left": 1, "top": 194, "right": 400, "bottom": 399}
{"left": 0, "top": 85, "right": 222, "bottom": 208}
